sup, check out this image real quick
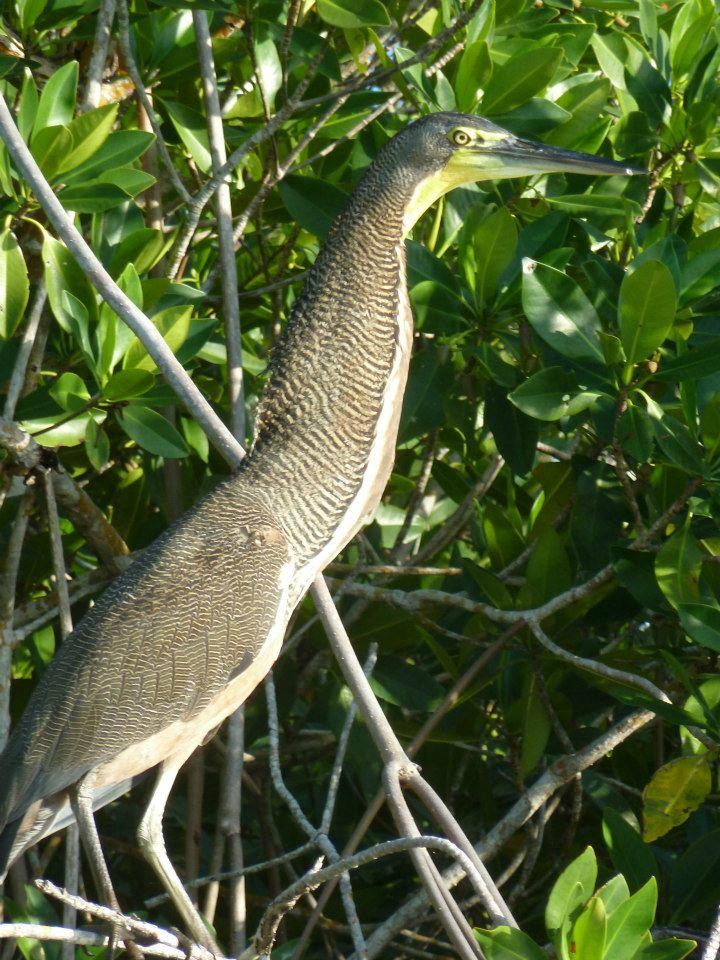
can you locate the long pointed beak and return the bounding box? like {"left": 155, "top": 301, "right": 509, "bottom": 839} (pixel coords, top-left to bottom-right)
{"left": 493, "top": 137, "right": 645, "bottom": 177}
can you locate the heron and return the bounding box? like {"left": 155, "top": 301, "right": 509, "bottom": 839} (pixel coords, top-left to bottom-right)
{"left": 0, "top": 111, "right": 641, "bottom": 951}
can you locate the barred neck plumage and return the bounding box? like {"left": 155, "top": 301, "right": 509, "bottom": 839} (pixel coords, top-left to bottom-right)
{"left": 235, "top": 144, "right": 424, "bottom": 574}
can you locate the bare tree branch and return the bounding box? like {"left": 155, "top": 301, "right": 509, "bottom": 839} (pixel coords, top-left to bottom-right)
{"left": 80, "top": 0, "right": 116, "bottom": 112}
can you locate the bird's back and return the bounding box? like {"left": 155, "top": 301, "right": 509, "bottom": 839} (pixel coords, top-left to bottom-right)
{"left": 0, "top": 474, "right": 292, "bottom": 869}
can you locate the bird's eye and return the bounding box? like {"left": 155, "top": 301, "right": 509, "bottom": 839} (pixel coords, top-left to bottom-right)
{"left": 452, "top": 129, "right": 471, "bottom": 146}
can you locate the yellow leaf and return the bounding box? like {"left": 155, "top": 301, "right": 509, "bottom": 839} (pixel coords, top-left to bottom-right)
{"left": 642, "top": 755, "right": 712, "bottom": 842}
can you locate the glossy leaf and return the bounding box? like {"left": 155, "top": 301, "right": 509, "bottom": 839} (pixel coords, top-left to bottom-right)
{"left": 678, "top": 603, "right": 720, "bottom": 653}
{"left": 164, "top": 100, "right": 212, "bottom": 173}
{"left": 642, "top": 756, "right": 712, "bottom": 841}
{"left": 0, "top": 229, "right": 29, "bottom": 339}
{"left": 481, "top": 46, "right": 563, "bottom": 115}
{"left": 619, "top": 260, "right": 677, "bottom": 362}
{"left": 32, "top": 61, "right": 78, "bottom": 139}
{"left": 41, "top": 231, "right": 98, "bottom": 332}
{"left": 316, "top": 0, "right": 389, "bottom": 28}
{"left": 522, "top": 259, "right": 604, "bottom": 362}
{"left": 655, "top": 521, "right": 704, "bottom": 610}
{"left": 602, "top": 809, "right": 657, "bottom": 891}
{"left": 474, "top": 926, "right": 547, "bottom": 960}
{"left": 470, "top": 208, "right": 517, "bottom": 306}
{"left": 570, "top": 896, "right": 606, "bottom": 960}
{"left": 603, "top": 878, "right": 657, "bottom": 960}
{"left": 55, "top": 103, "right": 119, "bottom": 176}
{"left": 119, "top": 405, "right": 189, "bottom": 459}
{"left": 546, "top": 847, "right": 597, "bottom": 939}
{"left": 508, "top": 367, "right": 603, "bottom": 421}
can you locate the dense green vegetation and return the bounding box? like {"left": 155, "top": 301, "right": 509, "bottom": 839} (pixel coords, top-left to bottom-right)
{"left": 1, "top": 0, "right": 720, "bottom": 956}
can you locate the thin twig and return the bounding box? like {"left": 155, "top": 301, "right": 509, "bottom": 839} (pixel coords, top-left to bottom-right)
{"left": 168, "top": 43, "right": 327, "bottom": 278}
{"left": 43, "top": 469, "right": 79, "bottom": 959}
{"left": 360, "top": 709, "right": 655, "bottom": 959}
{"left": 251, "top": 836, "right": 488, "bottom": 960}
{"left": 3, "top": 283, "right": 46, "bottom": 420}
{"left": 703, "top": 905, "right": 720, "bottom": 960}
{"left": 81, "top": 0, "right": 117, "bottom": 111}
{"left": 194, "top": 10, "right": 245, "bottom": 443}
{"left": 0, "top": 492, "right": 32, "bottom": 748}
{"left": 116, "top": 0, "right": 192, "bottom": 202}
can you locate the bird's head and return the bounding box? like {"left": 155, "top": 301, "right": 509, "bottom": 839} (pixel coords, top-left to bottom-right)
{"left": 392, "top": 112, "right": 645, "bottom": 234}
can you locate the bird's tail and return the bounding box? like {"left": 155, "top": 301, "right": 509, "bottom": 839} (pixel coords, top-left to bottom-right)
{"left": 0, "top": 817, "right": 22, "bottom": 884}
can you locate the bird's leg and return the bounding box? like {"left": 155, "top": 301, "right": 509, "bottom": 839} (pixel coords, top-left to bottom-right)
{"left": 70, "top": 772, "right": 142, "bottom": 960}
{"left": 138, "top": 755, "right": 222, "bottom": 956}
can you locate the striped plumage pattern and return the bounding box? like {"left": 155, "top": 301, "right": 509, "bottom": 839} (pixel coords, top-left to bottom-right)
{"left": 0, "top": 114, "right": 449, "bottom": 873}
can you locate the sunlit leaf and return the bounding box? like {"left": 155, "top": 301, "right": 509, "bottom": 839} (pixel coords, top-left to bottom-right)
{"left": 642, "top": 756, "right": 712, "bottom": 841}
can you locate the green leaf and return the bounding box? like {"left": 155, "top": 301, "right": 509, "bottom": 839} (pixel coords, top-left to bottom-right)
{"left": 624, "top": 58, "right": 670, "bottom": 126}
{"left": 181, "top": 416, "right": 209, "bottom": 462}
{"left": 678, "top": 603, "right": 720, "bottom": 653}
{"left": 545, "top": 76, "right": 610, "bottom": 150}
{"left": 17, "top": 0, "right": 48, "bottom": 31}
{"left": 316, "top": 0, "right": 390, "bottom": 28}
{"left": 472, "top": 208, "right": 517, "bottom": 306}
{"left": 370, "top": 655, "right": 444, "bottom": 711}
{"left": 670, "top": 0, "right": 715, "bottom": 77}
{"left": 616, "top": 404, "right": 654, "bottom": 462}
{"left": 17, "top": 72, "right": 38, "bottom": 143}
{"left": 484, "top": 383, "right": 538, "bottom": 475}
{"left": 49, "top": 372, "right": 90, "bottom": 412}
{"left": 455, "top": 40, "right": 492, "bottom": 112}
{"left": 508, "top": 367, "right": 602, "bottom": 421}
{"left": 545, "top": 194, "right": 638, "bottom": 217}
{"left": 571, "top": 896, "right": 606, "bottom": 960}
{"left": 546, "top": 847, "right": 597, "bottom": 938}
{"left": 655, "top": 520, "right": 704, "bottom": 610}
{"left": 655, "top": 339, "right": 720, "bottom": 382}
{"left": 31, "top": 124, "right": 73, "bottom": 179}
{"left": 109, "top": 228, "right": 171, "bottom": 278}
{"left": 0, "top": 229, "right": 29, "bottom": 339}
{"left": 279, "top": 175, "right": 348, "bottom": 238}
{"left": 85, "top": 418, "right": 109, "bottom": 471}
{"left": 123, "top": 306, "right": 192, "bottom": 372}
{"left": 164, "top": 100, "right": 212, "bottom": 173}
{"left": 522, "top": 259, "right": 604, "bottom": 363}
{"left": 635, "top": 940, "right": 696, "bottom": 960}
{"left": 55, "top": 103, "right": 119, "bottom": 176}
{"left": 517, "top": 527, "right": 571, "bottom": 608}
{"left": 32, "top": 61, "right": 78, "bottom": 140}
{"left": 42, "top": 231, "right": 98, "bottom": 332}
{"left": 96, "top": 264, "right": 142, "bottom": 382}
{"left": 481, "top": 46, "right": 563, "bottom": 115}
{"left": 619, "top": 260, "right": 676, "bottom": 363}
{"left": 604, "top": 878, "right": 657, "bottom": 960}
{"left": 61, "top": 130, "right": 154, "bottom": 185}
{"left": 649, "top": 410, "right": 707, "bottom": 476}
{"left": 670, "top": 828, "right": 720, "bottom": 921}
{"left": 119, "top": 405, "right": 189, "bottom": 459}
{"left": 519, "top": 673, "right": 550, "bottom": 776}
{"left": 602, "top": 809, "right": 657, "bottom": 891}
{"left": 614, "top": 547, "right": 669, "bottom": 611}
{"left": 59, "top": 182, "right": 130, "bottom": 212}
{"left": 98, "top": 167, "right": 156, "bottom": 197}
{"left": 596, "top": 875, "right": 630, "bottom": 916}
{"left": 23, "top": 410, "right": 103, "bottom": 449}
{"left": 102, "top": 369, "right": 155, "bottom": 402}
{"left": 399, "top": 345, "right": 453, "bottom": 441}
{"left": 474, "top": 925, "right": 547, "bottom": 960}
{"left": 643, "top": 756, "right": 712, "bottom": 842}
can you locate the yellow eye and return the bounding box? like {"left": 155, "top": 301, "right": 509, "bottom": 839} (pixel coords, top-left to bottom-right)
{"left": 452, "top": 129, "right": 471, "bottom": 146}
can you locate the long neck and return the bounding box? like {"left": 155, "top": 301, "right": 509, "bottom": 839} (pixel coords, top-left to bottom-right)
{"left": 243, "top": 159, "right": 418, "bottom": 569}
